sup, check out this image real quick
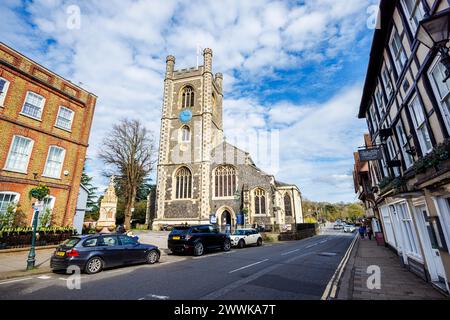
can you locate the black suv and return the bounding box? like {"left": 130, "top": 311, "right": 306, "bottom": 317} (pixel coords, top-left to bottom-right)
{"left": 168, "top": 225, "right": 231, "bottom": 256}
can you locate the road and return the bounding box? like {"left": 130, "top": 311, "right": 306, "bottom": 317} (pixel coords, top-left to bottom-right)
{"left": 0, "top": 229, "right": 355, "bottom": 300}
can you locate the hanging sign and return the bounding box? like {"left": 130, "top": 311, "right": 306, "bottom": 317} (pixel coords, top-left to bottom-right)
{"left": 358, "top": 147, "right": 382, "bottom": 161}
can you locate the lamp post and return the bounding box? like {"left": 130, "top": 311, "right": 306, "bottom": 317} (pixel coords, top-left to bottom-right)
{"left": 27, "top": 201, "right": 42, "bottom": 270}
{"left": 417, "top": 11, "right": 450, "bottom": 81}
{"left": 27, "top": 183, "right": 50, "bottom": 270}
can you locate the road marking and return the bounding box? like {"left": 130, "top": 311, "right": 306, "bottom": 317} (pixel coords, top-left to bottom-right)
{"left": 193, "top": 251, "right": 235, "bottom": 260}
{"left": 37, "top": 275, "right": 52, "bottom": 280}
{"left": 281, "top": 248, "right": 300, "bottom": 256}
{"left": 229, "top": 259, "right": 269, "bottom": 274}
{"left": 321, "top": 234, "right": 358, "bottom": 300}
{"left": 0, "top": 277, "right": 33, "bottom": 285}
{"left": 306, "top": 243, "right": 318, "bottom": 248}
{"left": 139, "top": 294, "right": 170, "bottom": 300}
{"left": 203, "top": 252, "right": 313, "bottom": 300}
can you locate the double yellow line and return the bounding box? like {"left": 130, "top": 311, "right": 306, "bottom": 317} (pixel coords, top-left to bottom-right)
{"left": 321, "top": 234, "right": 359, "bottom": 300}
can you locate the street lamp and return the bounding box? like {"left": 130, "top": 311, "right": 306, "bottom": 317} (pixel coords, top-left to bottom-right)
{"left": 417, "top": 11, "right": 450, "bottom": 81}
{"left": 27, "top": 202, "right": 42, "bottom": 270}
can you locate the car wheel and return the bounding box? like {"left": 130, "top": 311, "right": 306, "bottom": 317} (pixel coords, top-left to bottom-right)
{"left": 223, "top": 239, "right": 231, "bottom": 252}
{"left": 147, "top": 250, "right": 160, "bottom": 264}
{"left": 257, "top": 238, "right": 263, "bottom": 246}
{"left": 238, "top": 239, "right": 245, "bottom": 249}
{"left": 85, "top": 257, "right": 103, "bottom": 274}
{"left": 194, "top": 242, "right": 204, "bottom": 256}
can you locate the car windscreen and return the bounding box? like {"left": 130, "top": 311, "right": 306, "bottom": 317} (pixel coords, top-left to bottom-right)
{"left": 60, "top": 237, "right": 80, "bottom": 249}
{"left": 233, "top": 230, "right": 247, "bottom": 235}
{"left": 171, "top": 227, "right": 191, "bottom": 235}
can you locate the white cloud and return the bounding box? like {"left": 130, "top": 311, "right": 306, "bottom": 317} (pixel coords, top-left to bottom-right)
{"left": 0, "top": 0, "right": 374, "bottom": 201}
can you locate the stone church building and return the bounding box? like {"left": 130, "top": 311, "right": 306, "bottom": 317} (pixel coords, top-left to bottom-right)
{"left": 151, "top": 48, "right": 303, "bottom": 231}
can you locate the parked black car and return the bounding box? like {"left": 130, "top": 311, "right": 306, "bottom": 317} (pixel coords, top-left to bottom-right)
{"left": 50, "top": 233, "right": 160, "bottom": 274}
{"left": 168, "top": 225, "right": 231, "bottom": 256}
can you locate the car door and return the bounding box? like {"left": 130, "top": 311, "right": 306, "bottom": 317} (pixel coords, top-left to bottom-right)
{"left": 248, "top": 230, "right": 257, "bottom": 245}
{"left": 119, "top": 235, "right": 146, "bottom": 263}
{"left": 98, "top": 235, "right": 123, "bottom": 267}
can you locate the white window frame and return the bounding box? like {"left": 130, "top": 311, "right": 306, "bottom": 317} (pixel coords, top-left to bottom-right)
{"left": 55, "top": 106, "right": 74, "bottom": 131}
{"left": 387, "top": 137, "right": 400, "bottom": 177}
{"left": 0, "top": 191, "right": 20, "bottom": 219}
{"left": 381, "top": 65, "right": 393, "bottom": 98}
{"left": 375, "top": 85, "right": 385, "bottom": 118}
{"left": 401, "top": 0, "right": 425, "bottom": 33}
{"left": 389, "top": 28, "right": 407, "bottom": 74}
{"left": 35, "top": 196, "right": 55, "bottom": 227}
{"left": 428, "top": 57, "right": 450, "bottom": 134}
{"left": 369, "top": 105, "right": 379, "bottom": 133}
{"left": 397, "top": 202, "right": 422, "bottom": 260}
{"left": 42, "top": 146, "right": 66, "bottom": 179}
{"left": 4, "top": 135, "right": 34, "bottom": 174}
{"left": 409, "top": 95, "right": 433, "bottom": 155}
{"left": 380, "top": 205, "right": 397, "bottom": 248}
{"left": 396, "top": 122, "right": 413, "bottom": 168}
{"left": 0, "top": 77, "right": 10, "bottom": 107}
{"left": 433, "top": 196, "right": 450, "bottom": 252}
{"left": 20, "top": 91, "right": 46, "bottom": 120}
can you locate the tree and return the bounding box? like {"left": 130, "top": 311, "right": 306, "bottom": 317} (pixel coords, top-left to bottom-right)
{"left": 81, "top": 162, "right": 98, "bottom": 212}
{"left": 98, "top": 119, "right": 157, "bottom": 229}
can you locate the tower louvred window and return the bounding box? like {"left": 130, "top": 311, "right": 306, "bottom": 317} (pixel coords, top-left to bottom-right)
{"left": 182, "top": 86, "right": 194, "bottom": 108}
{"left": 175, "top": 167, "right": 192, "bottom": 199}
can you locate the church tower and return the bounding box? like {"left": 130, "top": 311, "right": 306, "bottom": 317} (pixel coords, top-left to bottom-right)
{"left": 153, "top": 48, "right": 224, "bottom": 229}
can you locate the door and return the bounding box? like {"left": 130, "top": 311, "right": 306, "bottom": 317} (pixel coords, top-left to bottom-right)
{"left": 247, "top": 230, "right": 257, "bottom": 245}
{"left": 119, "top": 235, "right": 145, "bottom": 263}
{"left": 221, "top": 210, "right": 232, "bottom": 234}
{"left": 414, "top": 205, "right": 446, "bottom": 283}
{"left": 99, "top": 235, "right": 123, "bottom": 267}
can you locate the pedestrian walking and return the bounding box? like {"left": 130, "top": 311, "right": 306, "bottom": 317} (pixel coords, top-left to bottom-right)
{"left": 367, "top": 226, "right": 373, "bottom": 240}
{"left": 358, "top": 225, "right": 366, "bottom": 239}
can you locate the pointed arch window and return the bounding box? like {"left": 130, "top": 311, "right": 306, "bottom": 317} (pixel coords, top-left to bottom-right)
{"left": 182, "top": 86, "right": 195, "bottom": 108}
{"left": 175, "top": 167, "right": 192, "bottom": 199}
{"left": 181, "top": 126, "right": 190, "bottom": 143}
{"left": 214, "top": 165, "right": 237, "bottom": 198}
{"left": 284, "top": 194, "right": 292, "bottom": 216}
{"left": 254, "top": 188, "right": 266, "bottom": 215}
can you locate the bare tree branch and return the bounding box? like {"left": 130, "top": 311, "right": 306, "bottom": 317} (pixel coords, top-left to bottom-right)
{"left": 98, "top": 118, "right": 157, "bottom": 229}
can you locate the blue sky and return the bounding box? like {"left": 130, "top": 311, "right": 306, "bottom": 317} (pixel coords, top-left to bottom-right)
{"left": 0, "top": 0, "right": 378, "bottom": 203}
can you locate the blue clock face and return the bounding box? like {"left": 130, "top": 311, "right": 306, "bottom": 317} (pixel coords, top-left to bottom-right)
{"left": 179, "top": 109, "right": 193, "bottom": 123}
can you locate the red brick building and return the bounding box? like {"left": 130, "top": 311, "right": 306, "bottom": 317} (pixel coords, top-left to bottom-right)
{"left": 0, "top": 42, "right": 97, "bottom": 227}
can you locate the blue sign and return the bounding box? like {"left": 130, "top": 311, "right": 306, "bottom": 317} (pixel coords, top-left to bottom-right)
{"left": 236, "top": 214, "right": 244, "bottom": 225}
{"left": 179, "top": 109, "right": 193, "bottom": 123}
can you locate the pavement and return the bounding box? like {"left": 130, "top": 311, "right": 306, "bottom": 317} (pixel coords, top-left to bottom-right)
{"left": 337, "top": 235, "right": 448, "bottom": 300}
{"left": 0, "top": 232, "right": 355, "bottom": 300}
{"left": 0, "top": 231, "right": 171, "bottom": 280}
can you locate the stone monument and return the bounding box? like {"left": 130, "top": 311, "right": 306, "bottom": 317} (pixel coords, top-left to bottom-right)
{"left": 96, "top": 176, "right": 118, "bottom": 233}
